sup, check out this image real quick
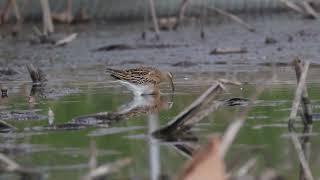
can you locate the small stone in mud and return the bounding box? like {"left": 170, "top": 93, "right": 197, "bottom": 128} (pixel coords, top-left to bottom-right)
{"left": 265, "top": 37, "right": 277, "bottom": 44}
{"left": 214, "top": 61, "right": 227, "bottom": 65}
{"left": 172, "top": 61, "right": 197, "bottom": 67}
{"left": 1, "top": 86, "right": 8, "bottom": 98}
{"left": 298, "top": 30, "right": 305, "bottom": 36}
{"left": 158, "top": 17, "right": 178, "bottom": 30}
{"left": 288, "top": 35, "right": 293, "bottom": 42}
{"left": 258, "top": 62, "right": 289, "bottom": 67}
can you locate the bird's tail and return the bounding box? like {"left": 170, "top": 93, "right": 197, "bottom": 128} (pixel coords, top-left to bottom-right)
{"left": 106, "top": 68, "right": 126, "bottom": 80}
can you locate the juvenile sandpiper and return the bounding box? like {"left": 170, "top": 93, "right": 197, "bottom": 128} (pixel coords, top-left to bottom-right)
{"left": 106, "top": 67, "right": 174, "bottom": 96}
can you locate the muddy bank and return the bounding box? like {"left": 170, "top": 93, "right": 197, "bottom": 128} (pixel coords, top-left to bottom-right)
{"left": 1, "top": 13, "right": 320, "bottom": 84}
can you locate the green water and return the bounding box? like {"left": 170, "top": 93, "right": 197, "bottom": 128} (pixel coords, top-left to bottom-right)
{"left": 1, "top": 80, "right": 320, "bottom": 180}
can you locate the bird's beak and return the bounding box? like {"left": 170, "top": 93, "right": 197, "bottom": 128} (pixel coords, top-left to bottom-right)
{"left": 167, "top": 72, "right": 175, "bottom": 93}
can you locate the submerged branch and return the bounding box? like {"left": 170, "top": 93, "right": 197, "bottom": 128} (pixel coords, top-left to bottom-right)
{"left": 92, "top": 43, "right": 188, "bottom": 52}
{"left": 153, "top": 83, "right": 225, "bottom": 137}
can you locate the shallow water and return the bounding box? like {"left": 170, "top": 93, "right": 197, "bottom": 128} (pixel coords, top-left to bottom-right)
{"left": 1, "top": 69, "right": 320, "bottom": 179}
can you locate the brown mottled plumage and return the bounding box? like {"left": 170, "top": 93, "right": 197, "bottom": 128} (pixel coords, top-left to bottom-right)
{"left": 106, "top": 67, "right": 174, "bottom": 95}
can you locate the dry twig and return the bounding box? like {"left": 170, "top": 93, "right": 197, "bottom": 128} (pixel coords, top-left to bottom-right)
{"left": 279, "top": 0, "right": 319, "bottom": 19}
{"left": 210, "top": 47, "right": 247, "bottom": 55}
{"left": 55, "top": 33, "right": 78, "bottom": 46}
{"left": 84, "top": 158, "right": 132, "bottom": 180}
{"left": 205, "top": 6, "right": 255, "bottom": 32}
{"left": 302, "top": 1, "right": 319, "bottom": 19}
{"left": 235, "top": 158, "right": 257, "bottom": 177}
{"left": 279, "top": 0, "right": 305, "bottom": 14}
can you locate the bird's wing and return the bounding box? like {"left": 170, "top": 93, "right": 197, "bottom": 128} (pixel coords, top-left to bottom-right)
{"left": 125, "top": 67, "right": 157, "bottom": 75}
{"left": 107, "top": 67, "right": 160, "bottom": 85}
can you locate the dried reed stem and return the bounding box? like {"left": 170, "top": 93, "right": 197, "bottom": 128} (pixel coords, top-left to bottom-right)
{"left": 153, "top": 83, "right": 224, "bottom": 136}
{"left": 288, "top": 61, "right": 313, "bottom": 180}
{"left": 289, "top": 61, "right": 310, "bottom": 124}
{"left": 148, "top": 0, "right": 160, "bottom": 39}
{"left": 84, "top": 158, "right": 132, "bottom": 180}
{"left": 205, "top": 6, "right": 255, "bottom": 32}
{"left": 40, "top": 0, "right": 54, "bottom": 34}
{"left": 292, "top": 58, "right": 313, "bottom": 124}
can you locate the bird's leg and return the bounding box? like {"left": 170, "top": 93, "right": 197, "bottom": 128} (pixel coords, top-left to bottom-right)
{"left": 51, "top": 0, "right": 73, "bottom": 23}
{"left": 0, "top": 0, "right": 13, "bottom": 24}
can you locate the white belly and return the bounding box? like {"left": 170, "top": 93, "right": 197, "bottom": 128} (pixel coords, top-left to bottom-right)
{"left": 118, "top": 81, "right": 154, "bottom": 96}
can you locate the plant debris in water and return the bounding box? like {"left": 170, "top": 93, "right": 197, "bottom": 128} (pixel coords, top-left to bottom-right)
{"left": 0, "top": 110, "right": 47, "bottom": 121}
{"left": 92, "top": 43, "right": 189, "bottom": 52}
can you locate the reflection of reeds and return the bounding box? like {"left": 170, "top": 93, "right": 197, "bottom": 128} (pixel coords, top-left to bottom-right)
{"left": 153, "top": 69, "right": 272, "bottom": 179}
{"left": 288, "top": 59, "right": 314, "bottom": 180}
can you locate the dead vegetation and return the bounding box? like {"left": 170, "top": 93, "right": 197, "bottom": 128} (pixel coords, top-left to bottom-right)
{"left": 280, "top": 0, "right": 319, "bottom": 19}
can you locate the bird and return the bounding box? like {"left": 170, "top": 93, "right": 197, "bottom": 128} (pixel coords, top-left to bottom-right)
{"left": 106, "top": 67, "right": 174, "bottom": 96}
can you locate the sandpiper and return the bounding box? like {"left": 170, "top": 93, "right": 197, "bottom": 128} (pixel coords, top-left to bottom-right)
{"left": 106, "top": 67, "right": 174, "bottom": 96}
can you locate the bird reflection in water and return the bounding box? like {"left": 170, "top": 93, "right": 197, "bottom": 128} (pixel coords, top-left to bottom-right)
{"left": 73, "top": 93, "right": 173, "bottom": 125}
